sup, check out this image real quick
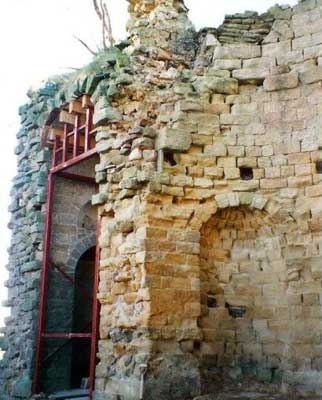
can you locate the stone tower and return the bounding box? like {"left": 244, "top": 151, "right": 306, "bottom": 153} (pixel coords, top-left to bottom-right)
{"left": 1, "top": 0, "right": 322, "bottom": 399}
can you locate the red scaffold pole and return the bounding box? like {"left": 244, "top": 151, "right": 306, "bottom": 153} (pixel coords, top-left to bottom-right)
{"left": 33, "top": 171, "right": 55, "bottom": 393}
{"left": 89, "top": 216, "right": 101, "bottom": 398}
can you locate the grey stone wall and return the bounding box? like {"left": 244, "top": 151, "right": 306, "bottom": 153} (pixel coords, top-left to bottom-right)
{"left": 0, "top": 83, "right": 58, "bottom": 399}
{"left": 0, "top": 79, "right": 98, "bottom": 398}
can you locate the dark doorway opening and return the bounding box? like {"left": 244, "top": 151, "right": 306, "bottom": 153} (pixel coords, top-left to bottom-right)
{"left": 70, "top": 247, "right": 96, "bottom": 389}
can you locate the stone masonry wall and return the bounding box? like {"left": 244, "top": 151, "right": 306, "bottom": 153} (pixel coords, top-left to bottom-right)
{"left": 91, "top": 0, "right": 322, "bottom": 398}
{"left": 0, "top": 83, "right": 58, "bottom": 399}
{"left": 2, "top": 0, "right": 322, "bottom": 399}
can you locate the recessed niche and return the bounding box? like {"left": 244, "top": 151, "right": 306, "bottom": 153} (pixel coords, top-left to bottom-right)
{"left": 225, "top": 303, "right": 247, "bottom": 319}
{"left": 240, "top": 167, "right": 253, "bottom": 180}
{"left": 207, "top": 295, "right": 217, "bottom": 308}
{"left": 316, "top": 161, "right": 322, "bottom": 174}
{"left": 164, "top": 152, "right": 177, "bottom": 166}
{"left": 193, "top": 341, "right": 201, "bottom": 351}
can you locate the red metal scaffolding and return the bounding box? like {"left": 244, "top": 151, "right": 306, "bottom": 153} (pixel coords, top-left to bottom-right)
{"left": 33, "top": 102, "right": 100, "bottom": 398}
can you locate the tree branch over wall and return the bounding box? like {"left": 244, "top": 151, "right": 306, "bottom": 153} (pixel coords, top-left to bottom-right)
{"left": 74, "top": 0, "right": 115, "bottom": 55}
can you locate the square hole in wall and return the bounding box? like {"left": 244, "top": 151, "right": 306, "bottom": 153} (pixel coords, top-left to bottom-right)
{"left": 316, "top": 161, "right": 322, "bottom": 174}
{"left": 164, "top": 152, "right": 177, "bottom": 166}
{"left": 207, "top": 295, "right": 217, "bottom": 308}
{"left": 240, "top": 167, "right": 253, "bottom": 180}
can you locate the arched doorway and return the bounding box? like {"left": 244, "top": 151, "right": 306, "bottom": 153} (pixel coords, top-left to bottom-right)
{"left": 40, "top": 244, "right": 98, "bottom": 394}
{"left": 199, "top": 206, "right": 288, "bottom": 384}
{"left": 71, "top": 246, "right": 96, "bottom": 389}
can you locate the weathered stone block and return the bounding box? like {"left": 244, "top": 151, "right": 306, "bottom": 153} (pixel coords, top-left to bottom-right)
{"left": 232, "top": 67, "right": 269, "bottom": 82}
{"left": 299, "top": 65, "right": 322, "bottom": 84}
{"left": 157, "top": 128, "right": 192, "bottom": 152}
{"left": 214, "top": 44, "right": 261, "bottom": 59}
{"left": 264, "top": 72, "right": 299, "bottom": 92}
{"left": 193, "top": 77, "right": 238, "bottom": 95}
{"left": 213, "top": 59, "right": 241, "bottom": 70}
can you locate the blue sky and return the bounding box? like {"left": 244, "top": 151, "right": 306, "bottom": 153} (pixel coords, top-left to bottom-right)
{"left": 0, "top": 0, "right": 298, "bottom": 326}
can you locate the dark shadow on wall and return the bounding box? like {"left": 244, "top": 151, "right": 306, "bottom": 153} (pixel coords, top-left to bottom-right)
{"left": 41, "top": 246, "right": 96, "bottom": 393}
{"left": 71, "top": 246, "right": 95, "bottom": 389}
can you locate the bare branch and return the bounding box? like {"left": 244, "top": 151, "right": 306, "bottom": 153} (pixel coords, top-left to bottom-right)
{"left": 103, "top": 1, "right": 115, "bottom": 46}
{"left": 92, "top": 0, "right": 103, "bottom": 20}
{"left": 73, "top": 35, "right": 98, "bottom": 56}
{"left": 100, "top": 0, "right": 107, "bottom": 49}
{"left": 91, "top": 0, "right": 115, "bottom": 49}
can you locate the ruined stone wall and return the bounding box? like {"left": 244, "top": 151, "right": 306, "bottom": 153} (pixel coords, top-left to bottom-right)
{"left": 0, "top": 82, "right": 98, "bottom": 398}
{"left": 91, "top": 0, "right": 322, "bottom": 398}
{"left": 0, "top": 84, "right": 57, "bottom": 399}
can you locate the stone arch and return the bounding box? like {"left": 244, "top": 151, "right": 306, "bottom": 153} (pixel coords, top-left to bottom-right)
{"left": 65, "top": 233, "right": 97, "bottom": 273}
{"left": 190, "top": 192, "right": 295, "bottom": 231}
{"left": 197, "top": 197, "right": 298, "bottom": 386}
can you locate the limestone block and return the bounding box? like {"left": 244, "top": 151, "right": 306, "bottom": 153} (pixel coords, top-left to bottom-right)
{"left": 311, "top": 197, "right": 322, "bottom": 217}
{"left": 264, "top": 72, "right": 299, "bottom": 92}
{"left": 262, "top": 41, "right": 291, "bottom": 58}
{"left": 277, "top": 50, "right": 304, "bottom": 66}
{"left": 208, "top": 68, "right": 231, "bottom": 78}
{"left": 299, "top": 65, "right": 322, "bottom": 84}
{"left": 232, "top": 67, "right": 269, "bottom": 82}
{"left": 94, "top": 97, "right": 122, "bottom": 125}
{"left": 96, "top": 139, "right": 115, "bottom": 154}
{"left": 293, "top": 11, "right": 321, "bottom": 37}
{"left": 304, "top": 44, "right": 322, "bottom": 60}
{"left": 214, "top": 44, "right": 261, "bottom": 59}
{"left": 196, "top": 113, "right": 220, "bottom": 135}
{"left": 237, "top": 157, "right": 257, "bottom": 168}
{"left": 224, "top": 168, "right": 240, "bottom": 179}
{"left": 185, "top": 188, "right": 216, "bottom": 200}
{"left": 239, "top": 192, "right": 254, "bottom": 205}
{"left": 251, "top": 195, "right": 268, "bottom": 210}
{"left": 204, "top": 167, "right": 224, "bottom": 178}
{"left": 156, "top": 127, "right": 192, "bottom": 152}
{"left": 311, "top": 257, "right": 322, "bottom": 279}
{"left": 204, "top": 143, "right": 227, "bottom": 156}
{"left": 162, "top": 185, "right": 184, "bottom": 196}
{"left": 193, "top": 77, "right": 238, "bottom": 95}
{"left": 271, "top": 19, "right": 294, "bottom": 40}
{"left": 220, "top": 113, "right": 254, "bottom": 125}
{"left": 243, "top": 57, "right": 276, "bottom": 68}
{"left": 128, "top": 148, "right": 142, "bottom": 161}
{"left": 228, "top": 146, "right": 245, "bottom": 157}
{"left": 288, "top": 176, "right": 312, "bottom": 188}
{"left": 265, "top": 167, "right": 281, "bottom": 178}
{"left": 194, "top": 178, "right": 213, "bottom": 188}
{"left": 213, "top": 59, "right": 242, "bottom": 70}
{"left": 225, "top": 94, "right": 250, "bottom": 104}
{"left": 192, "top": 134, "right": 212, "bottom": 146}
{"left": 227, "top": 192, "right": 240, "bottom": 207}
{"left": 231, "top": 103, "right": 258, "bottom": 115}
{"left": 295, "top": 164, "right": 312, "bottom": 176}
{"left": 260, "top": 178, "right": 287, "bottom": 189}
{"left": 293, "top": 35, "right": 313, "bottom": 50}
{"left": 170, "top": 174, "right": 193, "bottom": 187}
{"left": 205, "top": 103, "right": 230, "bottom": 114}
{"left": 176, "top": 100, "right": 203, "bottom": 112}
{"left": 215, "top": 194, "right": 229, "bottom": 208}
{"left": 92, "top": 193, "right": 108, "bottom": 205}
{"left": 306, "top": 184, "right": 322, "bottom": 197}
